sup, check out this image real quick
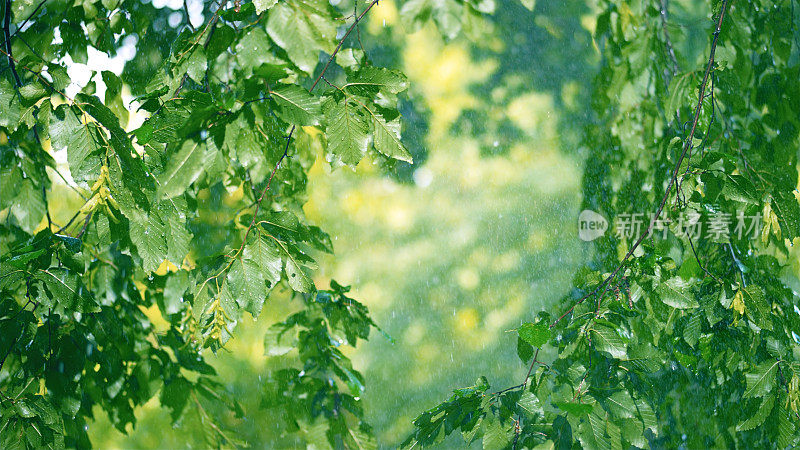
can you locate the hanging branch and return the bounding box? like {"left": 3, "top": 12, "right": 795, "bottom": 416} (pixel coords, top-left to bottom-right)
{"left": 551, "top": 0, "right": 730, "bottom": 327}
{"left": 195, "top": 0, "right": 383, "bottom": 295}
{"left": 486, "top": 6, "right": 735, "bottom": 442}
{"left": 232, "top": 0, "right": 381, "bottom": 267}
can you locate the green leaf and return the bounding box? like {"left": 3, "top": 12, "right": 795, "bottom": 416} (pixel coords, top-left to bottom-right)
{"left": 246, "top": 236, "right": 283, "bottom": 289}
{"left": 348, "top": 423, "right": 377, "bottom": 450}
{"left": 517, "top": 321, "right": 550, "bottom": 348}
{"left": 160, "top": 377, "right": 192, "bottom": 422}
{"left": 777, "top": 404, "right": 796, "bottom": 448}
{"left": 157, "top": 140, "right": 207, "bottom": 199}
{"left": 325, "top": 99, "right": 370, "bottom": 167}
{"left": 516, "top": 335, "right": 533, "bottom": 363}
{"left": 735, "top": 394, "right": 774, "bottom": 431}
{"left": 163, "top": 270, "right": 189, "bottom": 315}
{"left": 177, "top": 46, "right": 207, "bottom": 83}
{"left": 577, "top": 410, "right": 611, "bottom": 450}
{"left": 683, "top": 311, "right": 702, "bottom": 347}
{"left": 284, "top": 250, "right": 315, "bottom": 293}
{"left": 55, "top": 234, "right": 82, "bottom": 254}
{"left": 554, "top": 401, "right": 593, "bottom": 416}
{"left": 772, "top": 190, "right": 800, "bottom": 240}
{"left": 371, "top": 112, "right": 413, "bottom": 163}
{"left": 227, "top": 258, "right": 267, "bottom": 317}
{"left": 743, "top": 360, "right": 779, "bottom": 398}
{"left": 552, "top": 415, "right": 573, "bottom": 450}
{"left": 300, "top": 419, "right": 333, "bottom": 450}
{"left": 721, "top": 174, "right": 759, "bottom": 204}
{"left": 234, "top": 27, "right": 279, "bottom": 75}
{"left": 399, "top": 0, "right": 433, "bottom": 32}
{"left": 49, "top": 64, "right": 70, "bottom": 92}
{"left": 11, "top": 180, "right": 46, "bottom": 232}
{"left": 130, "top": 217, "right": 168, "bottom": 273}
{"left": 432, "top": 0, "right": 462, "bottom": 39}
{"left": 0, "top": 79, "right": 21, "bottom": 127}
{"left": 741, "top": 286, "right": 773, "bottom": 330}
{"left": 657, "top": 276, "right": 699, "bottom": 309}
{"left": 481, "top": 414, "right": 510, "bottom": 450}
{"left": 49, "top": 105, "right": 102, "bottom": 183}
{"left": 604, "top": 391, "right": 635, "bottom": 419}
{"left": 271, "top": 84, "right": 321, "bottom": 126}
{"left": 19, "top": 83, "right": 47, "bottom": 105}
{"left": 158, "top": 200, "right": 193, "bottom": 266}
{"left": 34, "top": 268, "right": 99, "bottom": 313}
{"left": 517, "top": 391, "right": 543, "bottom": 416}
{"left": 590, "top": 323, "right": 627, "bottom": 359}
{"left": 345, "top": 67, "right": 409, "bottom": 96}
{"left": 264, "top": 323, "right": 294, "bottom": 356}
{"left": 634, "top": 399, "right": 658, "bottom": 435}
{"left": 266, "top": 2, "right": 335, "bottom": 74}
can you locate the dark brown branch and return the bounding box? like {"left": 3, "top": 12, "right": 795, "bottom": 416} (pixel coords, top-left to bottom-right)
{"left": 3, "top": 0, "right": 22, "bottom": 86}
{"left": 552, "top": 0, "right": 730, "bottom": 327}
{"left": 523, "top": 347, "right": 541, "bottom": 388}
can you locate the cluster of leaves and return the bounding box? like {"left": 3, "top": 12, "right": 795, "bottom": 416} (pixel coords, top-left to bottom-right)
{"left": 0, "top": 0, "right": 464, "bottom": 447}
{"left": 405, "top": 0, "right": 800, "bottom": 448}
{"left": 402, "top": 324, "right": 551, "bottom": 449}
{"left": 262, "top": 281, "right": 385, "bottom": 449}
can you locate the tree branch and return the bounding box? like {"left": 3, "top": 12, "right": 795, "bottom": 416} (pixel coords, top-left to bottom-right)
{"left": 230, "top": 0, "right": 381, "bottom": 272}
{"left": 552, "top": 0, "right": 730, "bottom": 327}
{"left": 3, "top": 0, "right": 22, "bottom": 86}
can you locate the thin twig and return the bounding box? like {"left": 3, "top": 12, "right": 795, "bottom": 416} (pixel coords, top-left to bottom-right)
{"left": 523, "top": 347, "right": 541, "bottom": 388}
{"left": 56, "top": 209, "right": 83, "bottom": 234}
{"left": 686, "top": 233, "right": 723, "bottom": 284}
{"left": 75, "top": 210, "right": 93, "bottom": 239}
{"left": 8, "top": 0, "right": 46, "bottom": 38}
{"left": 43, "top": 184, "right": 53, "bottom": 230}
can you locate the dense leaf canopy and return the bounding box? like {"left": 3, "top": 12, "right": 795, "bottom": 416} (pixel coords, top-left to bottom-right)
{"left": 1, "top": 0, "right": 799, "bottom": 449}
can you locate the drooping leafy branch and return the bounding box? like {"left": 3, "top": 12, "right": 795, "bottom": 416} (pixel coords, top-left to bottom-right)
{"left": 404, "top": 0, "right": 800, "bottom": 448}
{"left": 551, "top": 0, "right": 730, "bottom": 328}
{"left": 0, "top": 0, "right": 473, "bottom": 447}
